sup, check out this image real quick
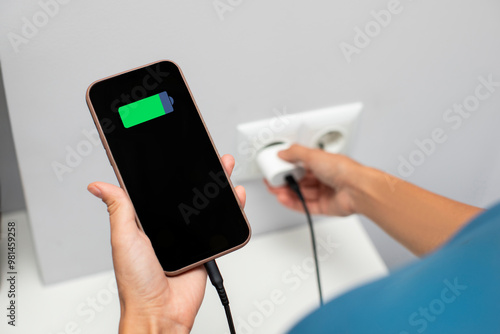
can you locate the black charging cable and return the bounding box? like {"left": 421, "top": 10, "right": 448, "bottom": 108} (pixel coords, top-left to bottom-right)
{"left": 204, "top": 260, "right": 236, "bottom": 334}
{"left": 285, "top": 175, "right": 324, "bottom": 307}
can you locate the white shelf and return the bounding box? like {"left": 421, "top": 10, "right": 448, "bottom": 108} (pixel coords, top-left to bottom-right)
{"left": 0, "top": 210, "right": 386, "bottom": 334}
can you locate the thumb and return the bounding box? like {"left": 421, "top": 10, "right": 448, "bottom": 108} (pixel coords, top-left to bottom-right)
{"left": 87, "top": 182, "right": 139, "bottom": 234}
{"left": 278, "top": 144, "right": 315, "bottom": 167}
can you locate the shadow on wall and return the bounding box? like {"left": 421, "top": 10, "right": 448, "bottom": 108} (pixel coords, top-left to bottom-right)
{"left": 0, "top": 63, "right": 26, "bottom": 214}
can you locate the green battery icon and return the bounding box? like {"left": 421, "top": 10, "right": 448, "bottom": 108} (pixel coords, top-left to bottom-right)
{"left": 118, "top": 91, "right": 174, "bottom": 128}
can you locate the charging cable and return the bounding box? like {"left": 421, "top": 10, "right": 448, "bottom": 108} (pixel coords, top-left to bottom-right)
{"left": 204, "top": 260, "right": 236, "bottom": 334}
{"left": 285, "top": 175, "right": 324, "bottom": 307}
{"left": 255, "top": 142, "right": 324, "bottom": 306}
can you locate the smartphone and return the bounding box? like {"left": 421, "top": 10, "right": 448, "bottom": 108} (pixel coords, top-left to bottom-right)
{"left": 86, "top": 60, "right": 251, "bottom": 275}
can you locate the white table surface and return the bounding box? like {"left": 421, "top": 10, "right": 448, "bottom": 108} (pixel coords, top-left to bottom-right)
{"left": 0, "top": 210, "right": 387, "bottom": 334}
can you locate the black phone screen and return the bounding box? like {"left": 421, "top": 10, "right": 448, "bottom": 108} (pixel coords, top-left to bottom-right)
{"left": 87, "top": 61, "right": 250, "bottom": 273}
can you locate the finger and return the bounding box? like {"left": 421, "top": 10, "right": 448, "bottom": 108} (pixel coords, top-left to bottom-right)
{"left": 298, "top": 171, "right": 320, "bottom": 185}
{"left": 220, "top": 154, "right": 235, "bottom": 176}
{"left": 276, "top": 192, "right": 307, "bottom": 212}
{"left": 234, "top": 185, "right": 246, "bottom": 208}
{"left": 264, "top": 178, "right": 302, "bottom": 207}
{"left": 88, "top": 182, "right": 139, "bottom": 235}
{"left": 265, "top": 182, "right": 295, "bottom": 199}
{"left": 264, "top": 174, "right": 324, "bottom": 214}
{"left": 277, "top": 144, "right": 316, "bottom": 167}
{"left": 220, "top": 155, "right": 246, "bottom": 207}
{"left": 263, "top": 178, "right": 288, "bottom": 194}
{"left": 264, "top": 179, "right": 310, "bottom": 207}
{"left": 264, "top": 176, "right": 317, "bottom": 199}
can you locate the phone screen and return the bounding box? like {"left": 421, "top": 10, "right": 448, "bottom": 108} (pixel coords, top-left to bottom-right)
{"left": 87, "top": 61, "right": 250, "bottom": 273}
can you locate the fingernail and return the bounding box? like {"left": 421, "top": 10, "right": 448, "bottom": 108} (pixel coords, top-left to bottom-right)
{"left": 88, "top": 185, "right": 102, "bottom": 198}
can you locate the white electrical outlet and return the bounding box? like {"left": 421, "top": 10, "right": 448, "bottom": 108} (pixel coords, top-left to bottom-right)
{"left": 233, "top": 102, "right": 363, "bottom": 182}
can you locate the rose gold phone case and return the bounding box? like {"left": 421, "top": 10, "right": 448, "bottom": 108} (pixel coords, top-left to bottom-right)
{"left": 85, "top": 60, "right": 251, "bottom": 276}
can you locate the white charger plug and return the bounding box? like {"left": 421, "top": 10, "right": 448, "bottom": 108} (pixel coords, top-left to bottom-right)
{"left": 256, "top": 142, "right": 305, "bottom": 187}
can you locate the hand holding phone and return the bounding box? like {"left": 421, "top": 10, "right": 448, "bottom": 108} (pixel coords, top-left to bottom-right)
{"left": 86, "top": 60, "right": 251, "bottom": 275}
{"left": 87, "top": 154, "right": 245, "bottom": 333}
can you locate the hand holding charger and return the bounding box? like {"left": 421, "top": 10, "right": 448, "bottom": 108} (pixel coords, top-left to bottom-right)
{"left": 256, "top": 142, "right": 305, "bottom": 187}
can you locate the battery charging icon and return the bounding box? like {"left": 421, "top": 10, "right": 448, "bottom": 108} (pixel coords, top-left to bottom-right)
{"left": 118, "top": 91, "right": 174, "bottom": 128}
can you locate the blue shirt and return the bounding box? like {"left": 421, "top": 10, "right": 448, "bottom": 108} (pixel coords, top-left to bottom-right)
{"left": 290, "top": 203, "right": 500, "bottom": 333}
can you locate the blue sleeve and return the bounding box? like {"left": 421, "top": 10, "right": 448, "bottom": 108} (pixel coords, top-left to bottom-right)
{"left": 289, "top": 203, "right": 500, "bottom": 334}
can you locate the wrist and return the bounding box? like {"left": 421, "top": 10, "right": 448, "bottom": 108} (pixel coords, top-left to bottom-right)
{"left": 119, "top": 309, "right": 191, "bottom": 334}
{"left": 345, "top": 165, "right": 384, "bottom": 216}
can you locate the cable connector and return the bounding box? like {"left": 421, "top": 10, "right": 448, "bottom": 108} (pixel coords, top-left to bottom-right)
{"left": 285, "top": 175, "right": 304, "bottom": 201}
{"left": 205, "top": 260, "right": 236, "bottom": 333}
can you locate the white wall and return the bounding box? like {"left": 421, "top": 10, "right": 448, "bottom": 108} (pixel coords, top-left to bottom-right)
{"left": 0, "top": 0, "right": 499, "bottom": 283}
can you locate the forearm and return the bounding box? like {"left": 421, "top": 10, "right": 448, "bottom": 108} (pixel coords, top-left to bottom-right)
{"left": 350, "top": 166, "right": 483, "bottom": 256}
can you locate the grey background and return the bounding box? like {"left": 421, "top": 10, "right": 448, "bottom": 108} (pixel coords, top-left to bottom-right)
{"left": 0, "top": 0, "right": 499, "bottom": 283}
{"left": 0, "top": 65, "right": 26, "bottom": 213}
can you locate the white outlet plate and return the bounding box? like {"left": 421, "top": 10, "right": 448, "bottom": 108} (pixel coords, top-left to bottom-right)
{"left": 233, "top": 102, "right": 363, "bottom": 182}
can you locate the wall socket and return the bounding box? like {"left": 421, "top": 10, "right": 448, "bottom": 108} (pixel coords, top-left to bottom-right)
{"left": 233, "top": 102, "right": 363, "bottom": 182}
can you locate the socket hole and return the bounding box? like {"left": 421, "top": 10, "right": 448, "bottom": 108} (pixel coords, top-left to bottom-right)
{"left": 317, "top": 130, "right": 344, "bottom": 152}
